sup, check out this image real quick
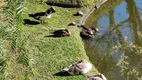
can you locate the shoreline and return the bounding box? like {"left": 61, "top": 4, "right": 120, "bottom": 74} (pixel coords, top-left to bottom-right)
{"left": 80, "top": 0, "right": 108, "bottom": 25}
{"left": 0, "top": 0, "right": 108, "bottom": 80}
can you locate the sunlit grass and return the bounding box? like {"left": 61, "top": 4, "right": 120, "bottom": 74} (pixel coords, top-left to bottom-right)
{"left": 0, "top": 0, "right": 98, "bottom": 80}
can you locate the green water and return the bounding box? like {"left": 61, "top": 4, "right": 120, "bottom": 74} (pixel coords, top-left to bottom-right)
{"left": 85, "top": 0, "right": 142, "bottom": 80}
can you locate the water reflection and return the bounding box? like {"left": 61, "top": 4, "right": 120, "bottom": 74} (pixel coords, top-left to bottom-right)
{"left": 114, "top": 2, "right": 129, "bottom": 24}
{"left": 84, "top": 0, "right": 142, "bottom": 80}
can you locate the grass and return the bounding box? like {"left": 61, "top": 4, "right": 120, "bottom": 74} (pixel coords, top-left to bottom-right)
{"left": 0, "top": 0, "right": 98, "bottom": 80}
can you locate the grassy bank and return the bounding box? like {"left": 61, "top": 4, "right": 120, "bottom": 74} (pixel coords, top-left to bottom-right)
{"left": 0, "top": 0, "right": 98, "bottom": 80}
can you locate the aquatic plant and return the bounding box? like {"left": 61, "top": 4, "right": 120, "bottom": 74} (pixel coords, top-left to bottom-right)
{"left": 113, "top": 36, "right": 142, "bottom": 80}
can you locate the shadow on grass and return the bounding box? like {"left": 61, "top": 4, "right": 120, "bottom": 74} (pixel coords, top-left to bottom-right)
{"left": 28, "top": 12, "right": 46, "bottom": 20}
{"left": 44, "top": 35, "right": 69, "bottom": 38}
{"left": 44, "top": 29, "right": 70, "bottom": 38}
{"left": 46, "top": 2, "right": 81, "bottom": 8}
{"left": 73, "top": 13, "right": 79, "bottom": 16}
{"left": 24, "top": 19, "right": 40, "bottom": 25}
{"left": 73, "top": 13, "right": 83, "bottom": 16}
{"left": 53, "top": 71, "right": 70, "bottom": 76}
{"left": 44, "top": 35, "right": 60, "bottom": 38}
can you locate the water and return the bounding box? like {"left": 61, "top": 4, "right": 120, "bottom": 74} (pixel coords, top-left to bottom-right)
{"left": 84, "top": 0, "right": 142, "bottom": 80}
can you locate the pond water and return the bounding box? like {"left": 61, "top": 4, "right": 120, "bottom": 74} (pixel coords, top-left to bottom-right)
{"left": 84, "top": 0, "right": 142, "bottom": 80}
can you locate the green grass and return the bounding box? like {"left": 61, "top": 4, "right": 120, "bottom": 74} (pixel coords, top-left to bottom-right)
{"left": 0, "top": 0, "right": 98, "bottom": 80}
